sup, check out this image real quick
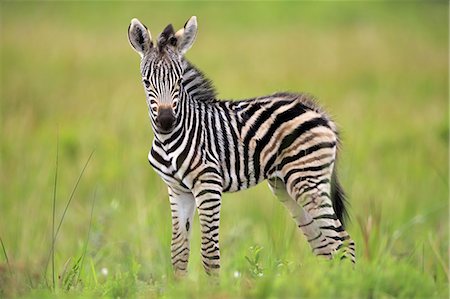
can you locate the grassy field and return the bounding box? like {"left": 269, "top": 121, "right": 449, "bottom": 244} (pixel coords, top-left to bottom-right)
{"left": 1, "top": 2, "right": 448, "bottom": 298}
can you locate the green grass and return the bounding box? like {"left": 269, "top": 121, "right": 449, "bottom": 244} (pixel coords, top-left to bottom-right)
{"left": 0, "top": 2, "right": 448, "bottom": 298}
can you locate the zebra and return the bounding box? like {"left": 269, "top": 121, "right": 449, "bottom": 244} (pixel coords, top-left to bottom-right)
{"left": 127, "top": 16, "right": 355, "bottom": 276}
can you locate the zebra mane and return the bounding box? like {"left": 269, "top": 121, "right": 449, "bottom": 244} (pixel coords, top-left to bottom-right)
{"left": 182, "top": 60, "right": 217, "bottom": 102}
{"left": 157, "top": 24, "right": 177, "bottom": 52}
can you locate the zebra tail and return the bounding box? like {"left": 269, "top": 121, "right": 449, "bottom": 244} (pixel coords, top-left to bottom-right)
{"left": 331, "top": 167, "right": 349, "bottom": 228}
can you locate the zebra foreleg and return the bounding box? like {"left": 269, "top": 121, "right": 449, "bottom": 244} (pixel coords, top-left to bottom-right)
{"left": 168, "top": 187, "right": 196, "bottom": 277}
{"left": 193, "top": 177, "right": 222, "bottom": 275}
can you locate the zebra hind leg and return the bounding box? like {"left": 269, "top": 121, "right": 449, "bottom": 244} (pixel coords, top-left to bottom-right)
{"left": 268, "top": 177, "right": 355, "bottom": 263}
{"left": 290, "top": 176, "right": 355, "bottom": 263}
{"left": 268, "top": 177, "right": 330, "bottom": 256}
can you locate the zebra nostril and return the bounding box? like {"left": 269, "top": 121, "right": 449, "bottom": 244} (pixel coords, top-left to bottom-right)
{"left": 157, "top": 108, "right": 176, "bottom": 133}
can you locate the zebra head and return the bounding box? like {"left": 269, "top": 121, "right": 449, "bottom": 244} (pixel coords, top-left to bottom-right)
{"left": 128, "top": 16, "right": 198, "bottom": 134}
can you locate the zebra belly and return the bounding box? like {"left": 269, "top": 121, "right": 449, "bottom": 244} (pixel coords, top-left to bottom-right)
{"left": 219, "top": 156, "right": 267, "bottom": 193}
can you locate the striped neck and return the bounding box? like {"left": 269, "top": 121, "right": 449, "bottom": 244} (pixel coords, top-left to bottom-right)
{"left": 181, "top": 60, "right": 217, "bottom": 103}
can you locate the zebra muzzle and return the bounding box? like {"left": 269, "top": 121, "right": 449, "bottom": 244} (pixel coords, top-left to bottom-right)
{"left": 156, "top": 108, "right": 176, "bottom": 133}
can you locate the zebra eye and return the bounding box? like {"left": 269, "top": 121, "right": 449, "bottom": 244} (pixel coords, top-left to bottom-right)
{"left": 172, "top": 101, "right": 178, "bottom": 109}
{"left": 144, "top": 79, "right": 152, "bottom": 89}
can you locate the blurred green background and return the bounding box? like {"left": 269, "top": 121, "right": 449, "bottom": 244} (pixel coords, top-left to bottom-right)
{"left": 1, "top": 2, "right": 448, "bottom": 298}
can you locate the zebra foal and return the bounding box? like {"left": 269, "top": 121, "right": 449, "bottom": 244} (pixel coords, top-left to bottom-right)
{"left": 128, "top": 16, "right": 355, "bottom": 276}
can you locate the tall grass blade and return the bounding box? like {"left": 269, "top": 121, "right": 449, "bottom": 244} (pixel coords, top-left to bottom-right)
{"left": 428, "top": 233, "right": 449, "bottom": 281}
{"left": 0, "top": 237, "right": 12, "bottom": 276}
{"left": 44, "top": 150, "right": 95, "bottom": 287}
{"left": 51, "top": 131, "right": 59, "bottom": 290}
{"left": 54, "top": 150, "right": 95, "bottom": 240}
{"left": 76, "top": 188, "right": 97, "bottom": 285}
{"left": 89, "top": 258, "right": 98, "bottom": 286}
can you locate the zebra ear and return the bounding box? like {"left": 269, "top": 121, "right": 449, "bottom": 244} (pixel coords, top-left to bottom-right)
{"left": 128, "top": 18, "right": 153, "bottom": 58}
{"left": 175, "top": 16, "right": 197, "bottom": 55}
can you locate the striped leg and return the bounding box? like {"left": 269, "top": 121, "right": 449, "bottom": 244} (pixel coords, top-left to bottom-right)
{"left": 193, "top": 176, "right": 222, "bottom": 275}
{"left": 269, "top": 176, "right": 355, "bottom": 262}
{"left": 168, "top": 187, "right": 196, "bottom": 276}
{"left": 296, "top": 177, "right": 355, "bottom": 262}
{"left": 268, "top": 177, "right": 329, "bottom": 252}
